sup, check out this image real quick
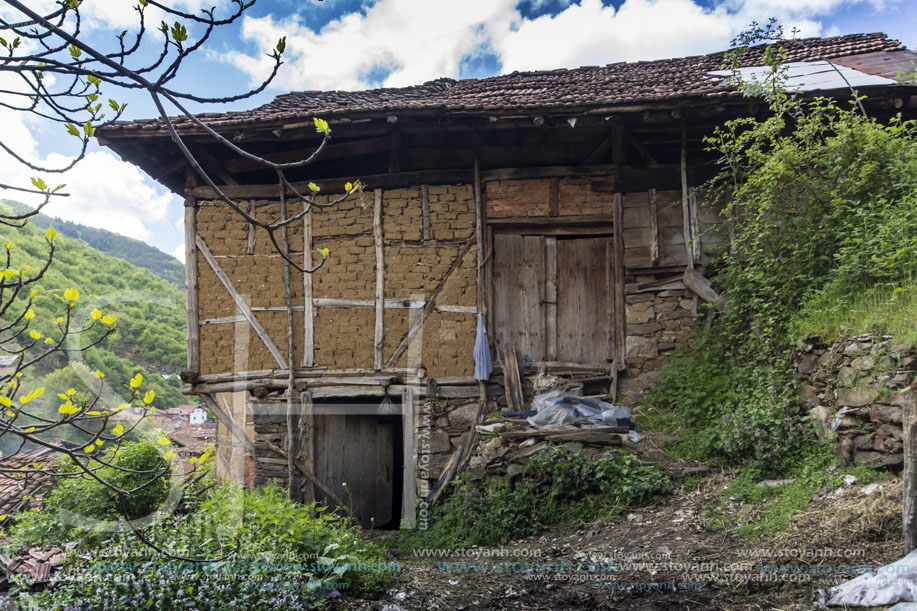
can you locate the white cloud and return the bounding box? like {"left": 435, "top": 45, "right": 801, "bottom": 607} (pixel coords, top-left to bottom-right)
{"left": 226, "top": 0, "right": 882, "bottom": 92}
{"left": 225, "top": 0, "right": 520, "bottom": 91}
{"left": 172, "top": 243, "right": 185, "bottom": 262}
{"left": 0, "top": 83, "right": 179, "bottom": 243}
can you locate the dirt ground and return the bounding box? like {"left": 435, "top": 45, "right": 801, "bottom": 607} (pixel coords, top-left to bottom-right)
{"left": 332, "top": 446, "right": 904, "bottom": 611}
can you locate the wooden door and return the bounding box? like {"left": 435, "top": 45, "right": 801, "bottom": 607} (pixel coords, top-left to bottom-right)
{"left": 314, "top": 414, "right": 395, "bottom": 527}
{"left": 492, "top": 234, "right": 546, "bottom": 363}
{"left": 493, "top": 233, "right": 615, "bottom": 366}
{"left": 556, "top": 237, "right": 613, "bottom": 364}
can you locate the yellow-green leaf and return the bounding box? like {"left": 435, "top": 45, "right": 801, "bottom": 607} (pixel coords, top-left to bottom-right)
{"left": 143, "top": 390, "right": 155, "bottom": 404}
{"left": 46, "top": 226, "right": 57, "bottom": 240}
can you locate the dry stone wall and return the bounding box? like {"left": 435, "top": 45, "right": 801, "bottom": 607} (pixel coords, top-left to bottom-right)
{"left": 796, "top": 334, "right": 916, "bottom": 468}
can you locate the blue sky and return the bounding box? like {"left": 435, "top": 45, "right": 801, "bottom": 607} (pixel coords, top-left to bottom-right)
{"left": 1, "top": 0, "right": 914, "bottom": 261}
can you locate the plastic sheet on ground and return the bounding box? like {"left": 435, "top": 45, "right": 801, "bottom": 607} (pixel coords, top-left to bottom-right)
{"left": 526, "top": 390, "right": 632, "bottom": 430}
{"left": 828, "top": 548, "right": 917, "bottom": 607}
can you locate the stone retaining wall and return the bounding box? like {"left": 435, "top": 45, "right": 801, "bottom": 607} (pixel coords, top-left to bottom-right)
{"left": 796, "top": 334, "right": 916, "bottom": 468}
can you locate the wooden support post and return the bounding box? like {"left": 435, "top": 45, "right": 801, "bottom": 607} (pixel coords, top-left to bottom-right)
{"left": 545, "top": 237, "right": 557, "bottom": 361}
{"left": 184, "top": 199, "right": 200, "bottom": 376}
{"left": 302, "top": 209, "right": 314, "bottom": 367}
{"left": 373, "top": 189, "right": 385, "bottom": 370}
{"left": 648, "top": 188, "right": 659, "bottom": 267}
{"left": 612, "top": 192, "right": 626, "bottom": 367}
{"left": 246, "top": 200, "right": 256, "bottom": 255}
{"left": 549, "top": 177, "right": 559, "bottom": 217}
{"left": 474, "top": 158, "right": 486, "bottom": 317}
{"left": 421, "top": 185, "right": 432, "bottom": 242}
{"left": 299, "top": 390, "right": 315, "bottom": 503}
{"left": 689, "top": 187, "right": 701, "bottom": 265}
{"left": 196, "top": 235, "right": 288, "bottom": 369}
{"left": 680, "top": 120, "right": 694, "bottom": 269}
{"left": 401, "top": 386, "right": 417, "bottom": 528}
{"left": 904, "top": 383, "right": 917, "bottom": 553}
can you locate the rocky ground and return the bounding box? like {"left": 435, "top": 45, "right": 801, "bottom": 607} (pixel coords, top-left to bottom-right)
{"left": 332, "top": 450, "right": 903, "bottom": 611}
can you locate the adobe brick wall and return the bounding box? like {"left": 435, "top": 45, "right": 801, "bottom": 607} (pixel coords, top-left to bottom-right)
{"left": 194, "top": 184, "right": 477, "bottom": 377}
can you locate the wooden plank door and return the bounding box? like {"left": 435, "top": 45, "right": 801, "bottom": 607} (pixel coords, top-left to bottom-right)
{"left": 493, "top": 234, "right": 546, "bottom": 363}
{"left": 314, "top": 414, "right": 394, "bottom": 527}
{"left": 556, "top": 237, "right": 614, "bottom": 364}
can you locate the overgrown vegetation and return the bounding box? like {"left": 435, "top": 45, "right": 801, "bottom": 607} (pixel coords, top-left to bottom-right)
{"left": 10, "top": 479, "right": 391, "bottom": 610}
{"left": 402, "top": 447, "right": 668, "bottom": 551}
{"left": 0, "top": 207, "right": 189, "bottom": 455}
{"left": 641, "top": 37, "right": 917, "bottom": 476}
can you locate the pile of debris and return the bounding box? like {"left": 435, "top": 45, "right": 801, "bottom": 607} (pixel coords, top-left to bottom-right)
{"left": 795, "top": 334, "right": 916, "bottom": 468}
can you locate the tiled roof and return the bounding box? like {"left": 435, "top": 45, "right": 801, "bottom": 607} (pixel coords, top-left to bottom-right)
{"left": 103, "top": 33, "right": 904, "bottom": 133}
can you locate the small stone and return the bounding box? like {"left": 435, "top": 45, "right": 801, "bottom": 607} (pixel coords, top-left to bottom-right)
{"left": 851, "top": 356, "right": 875, "bottom": 371}
{"left": 756, "top": 479, "right": 795, "bottom": 488}
{"left": 519, "top": 438, "right": 537, "bottom": 448}
{"left": 798, "top": 385, "right": 821, "bottom": 407}
{"left": 476, "top": 422, "right": 507, "bottom": 434}
{"left": 797, "top": 354, "right": 819, "bottom": 375}
{"left": 837, "top": 367, "right": 858, "bottom": 384}
{"left": 870, "top": 405, "right": 902, "bottom": 423}
{"left": 563, "top": 442, "right": 583, "bottom": 452}
{"left": 837, "top": 387, "right": 877, "bottom": 408}
{"left": 844, "top": 474, "right": 857, "bottom": 486}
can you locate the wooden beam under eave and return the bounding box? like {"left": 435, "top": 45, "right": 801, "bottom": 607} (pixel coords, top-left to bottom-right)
{"left": 184, "top": 199, "right": 200, "bottom": 376}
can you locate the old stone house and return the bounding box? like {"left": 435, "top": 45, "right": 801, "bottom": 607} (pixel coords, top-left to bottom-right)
{"left": 99, "top": 33, "right": 917, "bottom": 526}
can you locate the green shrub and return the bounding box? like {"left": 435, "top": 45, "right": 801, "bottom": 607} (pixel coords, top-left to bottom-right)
{"left": 403, "top": 447, "right": 668, "bottom": 551}
{"left": 9, "top": 439, "right": 171, "bottom": 549}
{"left": 17, "top": 483, "right": 392, "bottom": 610}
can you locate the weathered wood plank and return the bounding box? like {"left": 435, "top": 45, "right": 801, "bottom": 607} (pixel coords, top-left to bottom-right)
{"left": 613, "top": 193, "right": 626, "bottom": 366}
{"left": 401, "top": 387, "right": 417, "bottom": 529}
{"left": 648, "top": 189, "right": 659, "bottom": 267}
{"left": 196, "top": 235, "right": 288, "bottom": 369}
{"left": 374, "top": 189, "right": 385, "bottom": 370}
{"left": 521, "top": 235, "right": 546, "bottom": 361}
{"left": 557, "top": 237, "right": 611, "bottom": 363}
{"left": 502, "top": 426, "right": 628, "bottom": 439}
{"left": 303, "top": 209, "right": 314, "bottom": 367}
{"left": 501, "top": 344, "right": 524, "bottom": 412}
{"left": 421, "top": 185, "right": 432, "bottom": 242}
{"left": 186, "top": 169, "right": 475, "bottom": 199}
{"left": 246, "top": 199, "right": 256, "bottom": 255}
{"left": 545, "top": 237, "right": 558, "bottom": 362}
{"left": 904, "top": 382, "right": 917, "bottom": 553}
{"left": 680, "top": 121, "right": 694, "bottom": 270}
{"left": 184, "top": 200, "right": 200, "bottom": 375}
{"left": 549, "top": 177, "right": 559, "bottom": 217}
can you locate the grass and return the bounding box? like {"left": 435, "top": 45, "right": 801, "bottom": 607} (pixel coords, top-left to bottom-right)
{"left": 792, "top": 280, "right": 917, "bottom": 346}
{"left": 704, "top": 448, "right": 890, "bottom": 539}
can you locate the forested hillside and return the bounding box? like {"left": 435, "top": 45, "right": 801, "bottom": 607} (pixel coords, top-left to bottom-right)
{"left": 1, "top": 200, "right": 185, "bottom": 289}
{"left": 0, "top": 213, "right": 189, "bottom": 453}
